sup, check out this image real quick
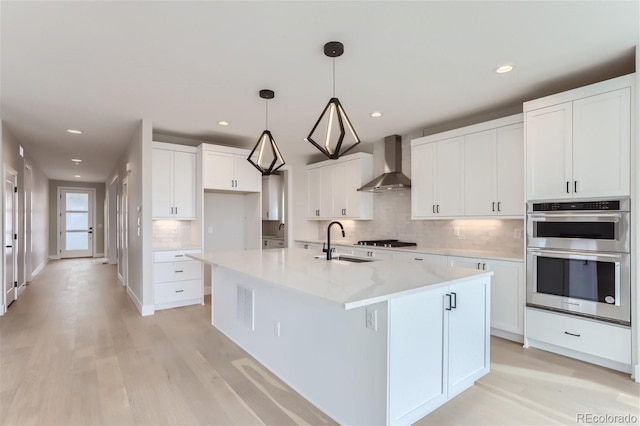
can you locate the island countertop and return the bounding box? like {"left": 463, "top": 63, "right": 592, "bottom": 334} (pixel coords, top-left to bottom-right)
{"left": 189, "top": 248, "right": 492, "bottom": 310}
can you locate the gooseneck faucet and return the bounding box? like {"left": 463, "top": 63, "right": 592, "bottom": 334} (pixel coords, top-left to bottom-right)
{"left": 326, "top": 221, "right": 345, "bottom": 260}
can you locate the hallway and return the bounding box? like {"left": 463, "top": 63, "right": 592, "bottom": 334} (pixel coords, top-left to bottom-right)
{"left": 0, "top": 259, "right": 332, "bottom": 425}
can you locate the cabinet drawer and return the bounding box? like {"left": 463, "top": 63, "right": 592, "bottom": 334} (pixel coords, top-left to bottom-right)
{"left": 153, "top": 260, "right": 201, "bottom": 283}
{"left": 154, "top": 280, "right": 201, "bottom": 305}
{"left": 154, "top": 249, "right": 201, "bottom": 263}
{"left": 526, "top": 308, "right": 630, "bottom": 364}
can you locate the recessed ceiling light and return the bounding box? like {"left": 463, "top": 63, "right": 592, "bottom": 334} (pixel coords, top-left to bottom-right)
{"left": 217, "top": 121, "right": 229, "bottom": 126}
{"left": 495, "top": 65, "right": 514, "bottom": 74}
{"left": 370, "top": 112, "right": 383, "bottom": 118}
{"left": 71, "top": 158, "right": 82, "bottom": 163}
{"left": 67, "top": 129, "right": 82, "bottom": 134}
{"left": 74, "top": 175, "right": 81, "bottom": 178}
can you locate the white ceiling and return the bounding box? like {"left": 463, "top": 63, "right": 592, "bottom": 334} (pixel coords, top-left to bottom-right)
{"left": 1, "top": 1, "right": 638, "bottom": 182}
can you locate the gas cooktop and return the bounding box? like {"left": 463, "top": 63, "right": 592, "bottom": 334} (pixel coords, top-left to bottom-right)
{"left": 356, "top": 239, "right": 417, "bottom": 248}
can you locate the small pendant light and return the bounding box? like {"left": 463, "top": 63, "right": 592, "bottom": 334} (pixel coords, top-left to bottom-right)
{"left": 248, "top": 89, "right": 285, "bottom": 175}
{"left": 306, "top": 41, "right": 361, "bottom": 159}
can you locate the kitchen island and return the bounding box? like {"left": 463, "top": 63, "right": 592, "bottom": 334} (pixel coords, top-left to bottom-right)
{"left": 190, "top": 248, "right": 492, "bottom": 425}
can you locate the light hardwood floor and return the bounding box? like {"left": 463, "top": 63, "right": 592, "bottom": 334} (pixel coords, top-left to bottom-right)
{"left": 1, "top": 258, "right": 638, "bottom": 425}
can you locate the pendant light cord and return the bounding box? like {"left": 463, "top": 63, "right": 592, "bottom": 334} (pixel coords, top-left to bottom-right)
{"left": 332, "top": 57, "right": 336, "bottom": 98}
{"left": 265, "top": 98, "right": 269, "bottom": 130}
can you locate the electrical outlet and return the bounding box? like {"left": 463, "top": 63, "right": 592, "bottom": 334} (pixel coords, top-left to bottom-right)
{"left": 366, "top": 307, "right": 377, "bottom": 331}
{"left": 453, "top": 227, "right": 460, "bottom": 237}
{"left": 207, "top": 225, "right": 213, "bottom": 234}
{"left": 513, "top": 228, "right": 522, "bottom": 239}
{"left": 275, "top": 321, "right": 281, "bottom": 337}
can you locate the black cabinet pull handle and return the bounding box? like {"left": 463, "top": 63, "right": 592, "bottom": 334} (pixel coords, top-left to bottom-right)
{"left": 492, "top": 202, "right": 495, "bottom": 212}
{"left": 574, "top": 181, "right": 578, "bottom": 193}
{"left": 477, "top": 262, "right": 481, "bottom": 269}
{"left": 451, "top": 292, "right": 457, "bottom": 309}
{"left": 414, "top": 258, "right": 423, "bottom": 261}
{"left": 483, "top": 263, "right": 487, "bottom": 270}
{"left": 174, "top": 270, "right": 184, "bottom": 273}
{"left": 564, "top": 331, "right": 580, "bottom": 337}
{"left": 175, "top": 290, "right": 184, "bottom": 293}
{"left": 436, "top": 205, "right": 440, "bottom": 213}
{"left": 174, "top": 254, "right": 184, "bottom": 257}
{"left": 432, "top": 205, "right": 435, "bottom": 213}
{"left": 445, "top": 293, "right": 452, "bottom": 311}
{"left": 497, "top": 202, "right": 501, "bottom": 212}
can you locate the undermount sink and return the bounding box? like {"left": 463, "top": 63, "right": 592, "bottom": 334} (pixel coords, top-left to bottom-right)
{"left": 314, "top": 254, "right": 375, "bottom": 263}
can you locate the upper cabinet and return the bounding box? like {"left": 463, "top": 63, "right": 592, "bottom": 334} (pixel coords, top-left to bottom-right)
{"left": 412, "top": 114, "right": 524, "bottom": 219}
{"left": 152, "top": 142, "right": 197, "bottom": 220}
{"left": 525, "top": 74, "right": 633, "bottom": 201}
{"left": 262, "top": 174, "right": 282, "bottom": 221}
{"left": 201, "top": 144, "right": 261, "bottom": 193}
{"left": 306, "top": 153, "right": 373, "bottom": 220}
{"left": 411, "top": 137, "right": 464, "bottom": 218}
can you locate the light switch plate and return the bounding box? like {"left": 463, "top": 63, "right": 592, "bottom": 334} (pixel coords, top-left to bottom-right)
{"left": 366, "top": 307, "right": 377, "bottom": 331}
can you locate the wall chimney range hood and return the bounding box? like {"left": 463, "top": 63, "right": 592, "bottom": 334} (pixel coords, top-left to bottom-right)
{"left": 357, "top": 135, "right": 411, "bottom": 192}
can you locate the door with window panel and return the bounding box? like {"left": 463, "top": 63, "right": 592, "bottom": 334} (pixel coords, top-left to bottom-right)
{"left": 61, "top": 189, "right": 94, "bottom": 258}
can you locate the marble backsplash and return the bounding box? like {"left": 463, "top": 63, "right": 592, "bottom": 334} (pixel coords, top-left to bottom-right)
{"left": 316, "top": 190, "right": 525, "bottom": 256}
{"left": 153, "top": 220, "right": 201, "bottom": 249}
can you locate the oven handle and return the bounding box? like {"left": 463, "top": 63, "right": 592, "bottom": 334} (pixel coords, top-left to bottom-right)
{"left": 527, "top": 213, "right": 621, "bottom": 220}
{"left": 528, "top": 248, "right": 622, "bottom": 260}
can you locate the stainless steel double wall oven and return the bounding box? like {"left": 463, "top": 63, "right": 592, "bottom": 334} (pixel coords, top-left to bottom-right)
{"left": 526, "top": 199, "right": 630, "bottom": 325}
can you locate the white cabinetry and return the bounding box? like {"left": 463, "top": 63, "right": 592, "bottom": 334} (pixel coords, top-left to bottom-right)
{"left": 153, "top": 249, "right": 202, "bottom": 310}
{"left": 295, "top": 241, "right": 323, "bottom": 251}
{"left": 152, "top": 143, "right": 197, "bottom": 219}
{"left": 464, "top": 122, "right": 524, "bottom": 216}
{"left": 525, "top": 75, "right": 632, "bottom": 200}
{"left": 202, "top": 145, "right": 261, "bottom": 192}
{"left": 350, "top": 247, "right": 395, "bottom": 260}
{"left": 306, "top": 153, "right": 373, "bottom": 220}
{"left": 262, "top": 238, "right": 284, "bottom": 249}
{"left": 525, "top": 308, "right": 631, "bottom": 372}
{"left": 388, "top": 277, "right": 490, "bottom": 425}
{"left": 448, "top": 256, "right": 524, "bottom": 341}
{"left": 262, "top": 175, "right": 282, "bottom": 220}
{"left": 394, "top": 251, "right": 449, "bottom": 267}
{"left": 411, "top": 137, "right": 464, "bottom": 218}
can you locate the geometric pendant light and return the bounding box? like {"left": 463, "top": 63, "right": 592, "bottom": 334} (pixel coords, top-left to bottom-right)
{"left": 306, "top": 41, "right": 361, "bottom": 159}
{"left": 247, "top": 89, "right": 285, "bottom": 175}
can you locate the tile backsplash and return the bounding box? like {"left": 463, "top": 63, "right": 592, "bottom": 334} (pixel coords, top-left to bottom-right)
{"left": 317, "top": 190, "right": 524, "bottom": 255}
{"left": 153, "top": 220, "right": 201, "bottom": 249}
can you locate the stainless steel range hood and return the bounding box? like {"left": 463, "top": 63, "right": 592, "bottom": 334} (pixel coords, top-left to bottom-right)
{"left": 357, "top": 135, "right": 411, "bottom": 192}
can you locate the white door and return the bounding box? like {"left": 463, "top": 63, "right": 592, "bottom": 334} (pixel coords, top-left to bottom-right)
{"left": 411, "top": 143, "right": 436, "bottom": 218}
{"left": 464, "top": 130, "right": 496, "bottom": 216}
{"left": 4, "top": 173, "right": 17, "bottom": 307}
{"left": 525, "top": 102, "right": 573, "bottom": 200}
{"left": 496, "top": 123, "right": 524, "bottom": 216}
{"left": 119, "top": 179, "right": 129, "bottom": 287}
{"left": 24, "top": 164, "right": 33, "bottom": 282}
{"left": 60, "top": 189, "right": 94, "bottom": 258}
{"left": 435, "top": 137, "right": 464, "bottom": 216}
{"left": 572, "top": 87, "right": 631, "bottom": 198}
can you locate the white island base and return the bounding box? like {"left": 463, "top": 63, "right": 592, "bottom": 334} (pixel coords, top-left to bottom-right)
{"left": 194, "top": 249, "right": 491, "bottom": 425}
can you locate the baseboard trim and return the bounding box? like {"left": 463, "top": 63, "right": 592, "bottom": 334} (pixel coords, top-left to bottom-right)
{"left": 32, "top": 258, "right": 48, "bottom": 278}
{"left": 126, "top": 286, "right": 155, "bottom": 316}
{"left": 490, "top": 328, "right": 524, "bottom": 344}
{"left": 0, "top": 304, "right": 5, "bottom": 316}
{"left": 16, "top": 283, "right": 27, "bottom": 298}
{"left": 634, "top": 364, "right": 640, "bottom": 383}
{"left": 94, "top": 252, "right": 104, "bottom": 258}
{"left": 48, "top": 255, "right": 60, "bottom": 260}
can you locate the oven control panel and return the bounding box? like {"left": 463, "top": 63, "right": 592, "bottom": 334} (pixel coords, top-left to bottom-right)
{"left": 532, "top": 200, "right": 620, "bottom": 211}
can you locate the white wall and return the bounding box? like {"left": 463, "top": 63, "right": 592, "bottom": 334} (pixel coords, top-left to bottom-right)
{"left": 30, "top": 160, "right": 49, "bottom": 276}
{"left": 107, "top": 119, "right": 153, "bottom": 315}
{"left": 633, "top": 45, "right": 639, "bottom": 382}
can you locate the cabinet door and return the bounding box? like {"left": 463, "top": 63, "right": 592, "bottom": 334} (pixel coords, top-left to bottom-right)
{"left": 262, "top": 176, "right": 281, "bottom": 220}
{"left": 203, "top": 151, "right": 234, "bottom": 190}
{"left": 464, "top": 130, "right": 496, "bottom": 216}
{"left": 572, "top": 88, "right": 631, "bottom": 198}
{"left": 332, "top": 159, "right": 362, "bottom": 218}
{"left": 172, "top": 151, "right": 196, "bottom": 219}
{"left": 496, "top": 123, "right": 524, "bottom": 216}
{"left": 525, "top": 103, "right": 572, "bottom": 200}
{"left": 308, "top": 168, "right": 323, "bottom": 219}
{"left": 331, "top": 162, "right": 348, "bottom": 217}
{"left": 233, "top": 155, "right": 261, "bottom": 192}
{"left": 411, "top": 143, "right": 436, "bottom": 218}
{"left": 486, "top": 260, "right": 524, "bottom": 335}
{"left": 435, "top": 137, "right": 464, "bottom": 216}
{"left": 447, "top": 279, "right": 489, "bottom": 397}
{"left": 319, "top": 166, "right": 333, "bottom": 219}
{"left": 448, "top": 256, "right": 483, "bottom": 271}
{"left": 152, "top": 148, "right": 174, "bottom": 218}
{"left": 261, "top": 177, "right": 270, "bottom": 220}
{"left": 388, "top": 287, "right": 448, "bottom": 423}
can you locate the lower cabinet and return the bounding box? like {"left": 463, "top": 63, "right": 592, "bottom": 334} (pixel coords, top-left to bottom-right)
{"left": 262, "top": 238, "right": 285, "bottom": 249}
{"left": 153, "top": 249, "right": 203, "bottom": 310}
{"left": 295, "top": 241, "right": 323, "bottom": 251}
{"left": 525, "top": 308, "right": 631, "bottom": 372}
{"left": 388, "top": 277, "right": 490, "bottom": 424}
{"left": 393, "top": 251, "right": 449, "bottom": 267}
{"left": 350, "top": 247, "right": 395, "bottom": 260}
{"left": 448, "top": 256, "right": 524, "bottom": 341}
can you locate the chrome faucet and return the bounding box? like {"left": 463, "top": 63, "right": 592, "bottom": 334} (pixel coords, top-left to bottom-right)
{"left": 325, "top": 221, "right": 345, "bottom": 260}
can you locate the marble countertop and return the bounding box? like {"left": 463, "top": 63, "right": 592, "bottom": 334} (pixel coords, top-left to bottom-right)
{"left": 152, "top": 245, "right": 202, "bottom": 252}
{"left": 295, "top": 239, "right": 523, "bottom": 262}
{"left": 189, "top": 248, "right": 492, "bottom": 310}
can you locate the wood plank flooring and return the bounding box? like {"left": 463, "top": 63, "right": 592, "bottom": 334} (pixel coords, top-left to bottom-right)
{"left": 1, "top": 258, "right": 638, "bottom": 425}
